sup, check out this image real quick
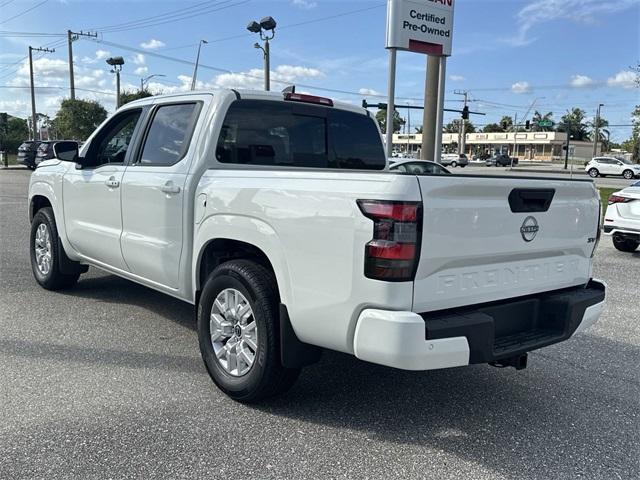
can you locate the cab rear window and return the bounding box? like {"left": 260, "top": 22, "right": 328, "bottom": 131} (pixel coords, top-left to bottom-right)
{"left": 216, "top": 100, "right": 385, "bottom": 170}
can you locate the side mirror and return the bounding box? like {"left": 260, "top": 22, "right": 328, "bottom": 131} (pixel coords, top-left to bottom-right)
{"left": 53, "top": 141, "right": 79, "bottom": 163}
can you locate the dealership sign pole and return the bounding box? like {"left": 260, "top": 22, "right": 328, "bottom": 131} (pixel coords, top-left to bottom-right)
{"left": 385, "top": 0, "right": 455, "bottom": 160}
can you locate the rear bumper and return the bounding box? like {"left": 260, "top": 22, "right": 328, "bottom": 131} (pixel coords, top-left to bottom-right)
{"left": 353, "top": 280, "right": 606, "bottom": 371}
{"left": 603, "top": 225, "right": 640, "bottom": 240}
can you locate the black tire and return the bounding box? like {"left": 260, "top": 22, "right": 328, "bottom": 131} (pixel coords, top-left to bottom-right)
{"left": 451, "top": 161, "right": 457, "bottom": 168}
{"left": 30, "top": 207, "right": 80, "bottom": 290}
{"left": 197, "top": 260, "right": 300, "bottom": 403}
{"left": 622, "top": 170, "right": 634, "bottom": 180}
{"left": 588, "top": 168, "right": 599, "bottom": 178}
{"left": 613, "top": 235, "right": 640, "bottom": 252}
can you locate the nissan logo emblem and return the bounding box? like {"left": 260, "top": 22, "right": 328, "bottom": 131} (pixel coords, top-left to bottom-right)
{"left": 520, "top": 216, "right": 539, "bottom": 242}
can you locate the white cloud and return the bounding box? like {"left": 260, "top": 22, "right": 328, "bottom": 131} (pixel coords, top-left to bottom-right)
{"left": 449, "top": 75, "right": 465, "bottom": 82}
{"left": 607, "top": 70, "right": 637, "bottom": 89}
{"left": 134, "top": 66, "right": 149, "bottom": 76}
{"left": 95, "top": 49, "right": 110, "bottom": 60}
{"left": 570, "top": 74, "right": 595, "bottom": 88}
{"left": 140, "top": 39, "right": 165, "bottom": 50}
{"left": 17, "top": 57, "right": 68, "bottom": 79}
{"left": 291, "top": 0, "right": 317, "bottom": 9}
{"left": 131, "top": 53, "right": 145, "bottom": 66}
{"left": 507, "top": 0, "right": 640, "bottom": 46}
{"left": 511, "top": 81, "right": 532, "bottom": 94}
{"left": 358, "top": 88, "right": 382, "bottom": 96}
{"left": 213, "top": 64, "right": 325, "bottom": 90}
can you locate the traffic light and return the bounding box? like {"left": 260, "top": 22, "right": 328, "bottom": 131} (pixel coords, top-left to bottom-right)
{"left": 525, "top": 120, "right": 531, "bottom": 130}
{"left": 461, "top": 106, "right": 469, "bottom": 120}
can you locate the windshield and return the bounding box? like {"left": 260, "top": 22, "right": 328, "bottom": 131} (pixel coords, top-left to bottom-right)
{"left": 621, "top": 158, "right": 633, "bottom": 164}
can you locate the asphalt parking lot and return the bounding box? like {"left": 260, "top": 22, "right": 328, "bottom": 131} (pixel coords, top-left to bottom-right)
{"left": 1, "top": 168, "right": 638, "bottom": 480}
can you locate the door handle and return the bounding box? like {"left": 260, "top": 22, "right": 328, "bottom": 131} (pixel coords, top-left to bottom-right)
{"left": 161, "top": 182, "right": 181, "bottom": 195}
{"left": 105, "top": 177, "right": 120, "bottom": 188}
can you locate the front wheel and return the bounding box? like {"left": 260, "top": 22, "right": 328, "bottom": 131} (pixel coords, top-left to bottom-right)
{"left": 588, "top": 168, "right": 599, "bottom": 178}
{"left": 451, "top": 161, "right": 457, "bottom": 168}
{"left": 198, "top": 260, "right": 300, "bottom": 402}
{"left": 30, "top": 207, "right": 80, "bottom": 290}
{"left": 622, "top": 170, "right": 634, "bottom": 180}
{"left": 613, "top": 235, "right": 639, "bottom": 252}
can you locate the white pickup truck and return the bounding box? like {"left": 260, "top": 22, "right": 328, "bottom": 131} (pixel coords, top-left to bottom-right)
{"left": 29, "top": 89, "right": 606, "bottom": 402}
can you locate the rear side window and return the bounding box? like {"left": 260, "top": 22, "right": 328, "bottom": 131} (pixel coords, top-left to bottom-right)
{"left": 216, "top": 100, "right": 385, "bottom": 170}
{"left": 138, "top": 102, "right": 200, "bottom": 166}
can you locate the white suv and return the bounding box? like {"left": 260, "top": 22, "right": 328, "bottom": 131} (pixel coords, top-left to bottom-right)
{"left": 585, "top": 157, "right": 640, "bottom": 180}
{"left": 603, "top": 181, "right": 640, "bottom": 252}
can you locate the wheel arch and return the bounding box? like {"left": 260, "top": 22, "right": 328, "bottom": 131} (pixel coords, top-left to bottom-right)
{"left": 193, "top": 216, "right": 292, "bottom": 307}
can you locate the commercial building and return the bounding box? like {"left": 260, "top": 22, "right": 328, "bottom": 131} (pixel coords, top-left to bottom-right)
{"left": 392, "top": 131, "right": 600, "bottom": 161}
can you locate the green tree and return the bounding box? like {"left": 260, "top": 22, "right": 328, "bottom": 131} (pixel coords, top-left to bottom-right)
{"left": 531, "top": 111, "right": 554, "bottom": 131}
{"left": 120, "top": 89, "right": 154, "bottom": 106}
{"left": 375, "top": 108, "right": 405, "bottom": 134}
{"left": 556, "top": 108, "right": 590, "bottom": 141}
{"left": 483, "top": 123, "right": 504, "bottom": 133}
{"left": 51, "top": 99, "right": 107, "bottom": 141}
{"left": 0, "top": 114, "right": 29, "bottom": 154}
{"left": 588, "top": 115, "right": 611, "bottom": 152}
{"left": 444, "top": 119, "right": 476, "bottom": 134}
{"left": 499, "top": 116, "right": 514, "bottom": 131}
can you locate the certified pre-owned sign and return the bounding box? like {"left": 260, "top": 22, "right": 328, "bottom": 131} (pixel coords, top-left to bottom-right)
{"left": 386, "top": 0, "right": 455, "bottom": 56}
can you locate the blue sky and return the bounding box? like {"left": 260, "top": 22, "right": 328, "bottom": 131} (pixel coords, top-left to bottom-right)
{"left": 1, "top": 0, "right": 638, "bottom": 141}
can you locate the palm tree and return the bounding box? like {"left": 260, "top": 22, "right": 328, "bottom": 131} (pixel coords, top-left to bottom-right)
{"left": 588, "top": 116, "right": 611, "bottom": 152}
{"left": 531, "top": 111, "right": 554, "bottom": 131}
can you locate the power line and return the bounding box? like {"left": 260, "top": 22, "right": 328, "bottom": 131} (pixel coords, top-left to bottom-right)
{"left": 0, "top": 1, "right": 17, "bottom": 9}
{"left": 0, "top": 0, "right": 49, "bottom": 26}
{"left": 0, "top": 30, "right": 65, "bottom": 37}
{"left": 93, "top": 0, "right": 250, "bottom": 34}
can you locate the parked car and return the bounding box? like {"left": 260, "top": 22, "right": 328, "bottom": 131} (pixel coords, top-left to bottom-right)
{"left": 28, "top": 89, "right": 606, "bottom": 402}
{"left": 17, "top": 141, "right": 39, "bottom": 169}
{"left": 603, "top": 181, "right": 640, "bottom": 252}
{"left": 389, "top": 159, "right": 451, "bottom": 175}
{"left": 585, "top": 157, "right": 640, "bottom": 180}
{"left": 440, "top": 153, "right": 468, "bottom": 168}
{"left": 486, "top": 154, "right": 517, "bottom": 167}
{"left": 473, "top": 152, "right": 491, "bottom": 161}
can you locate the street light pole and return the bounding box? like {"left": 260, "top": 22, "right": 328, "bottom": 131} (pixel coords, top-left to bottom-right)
{"left": 141, "top": 74, "right": 166, "bottom": 92}
{"left": 247, "top": 17, "right": 276, "bottom": 92}
{"left": 106, "top": 56, "right": 125, "bottom": 109}
{"left": 592, "top": 103, "right": 604, "bottom": 158}
{"left": 191, "top": 40, "right": 208, "bottom": 91}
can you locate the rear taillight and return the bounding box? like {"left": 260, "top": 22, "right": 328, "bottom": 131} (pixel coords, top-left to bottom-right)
{"left": 608, "top": 195, "right": 631, "bottom": 205}
{"left": 358, "top": 200, "right": 422, "bottom": 281}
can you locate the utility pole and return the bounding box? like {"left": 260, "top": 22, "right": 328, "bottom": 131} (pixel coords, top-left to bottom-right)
{"left": 263, "top": 38, "right": 270, "bottom": 91}
{"left": 421, "top": 56, "right": 440, "bottom": 161}
{"left": 592, "top": 103, "right": 604, "bottom": 158}
{"left": 385, "top": 47, "right": 397, "bottom": 158}
{"left": 454, "top": 90, "right": 468, "bottom": 155}
{"left": 247, "top": 17, "right": 277, "bottom": 92}
{"left": 28, "top": 46, "right": 55, "bottom": 141}
{"left": 434, "top": 56, "right": 447, "bottom": 161}
{"left": 67, "top": 31, "right": 97, "bottom": 100}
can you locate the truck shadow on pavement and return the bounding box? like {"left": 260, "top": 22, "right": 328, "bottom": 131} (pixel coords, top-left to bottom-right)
{"left": 44, "top": 271, "right": 638, "bottom": 479}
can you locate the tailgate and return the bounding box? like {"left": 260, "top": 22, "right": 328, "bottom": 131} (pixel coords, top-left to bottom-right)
{"left": 413, "top": 175, "right": 600, "bottom": 313}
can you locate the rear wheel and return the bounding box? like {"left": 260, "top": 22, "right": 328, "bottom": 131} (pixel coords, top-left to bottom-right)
{"left": 451, "top": 161, "right": 457, "bottom": 168}
{"left": 30, "top": 207, "right": 80, "bottom": 290}
{"left": 588, "top": 168, "right": 599, "bottom": 178}
{"left": 622, "top": 169, "right": 634, "bottom": 180}
{"left": 197, "top": 260, "right": 300, "bottom": 402}
{"left": 613, "top": 235, "right": 639, "bottom": 252}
